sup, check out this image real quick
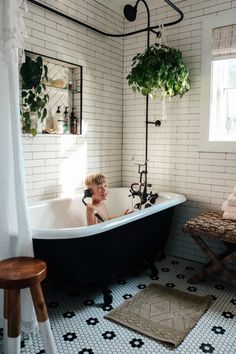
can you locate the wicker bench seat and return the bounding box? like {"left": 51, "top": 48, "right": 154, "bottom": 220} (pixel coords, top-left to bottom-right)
{"left": 182, "top": 211, "right": 236, "bottom": 286}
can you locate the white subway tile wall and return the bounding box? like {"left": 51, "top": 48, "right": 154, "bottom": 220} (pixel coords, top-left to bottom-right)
{"left": 122, "top": 0, "right": 236, "bottom": 266}
{"left": 23, "top": 0, "right": 236, "bottom": 267}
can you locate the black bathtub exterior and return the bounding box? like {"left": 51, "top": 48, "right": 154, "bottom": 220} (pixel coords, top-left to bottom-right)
{"left": 33, "top": 207, "right": 174, "bottom": 291}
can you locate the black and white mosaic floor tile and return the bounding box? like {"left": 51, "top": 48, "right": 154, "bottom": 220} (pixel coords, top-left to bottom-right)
{"left": 0, "top": 255, "right": 236, "bottom": 354}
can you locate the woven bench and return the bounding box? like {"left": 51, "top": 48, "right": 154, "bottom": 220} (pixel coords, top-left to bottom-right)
{"left": 182, "top": 211, "right": 236, "bottom": 286}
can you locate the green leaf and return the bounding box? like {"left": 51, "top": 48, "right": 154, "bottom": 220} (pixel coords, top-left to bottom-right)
{"left": 42, "top": 108, "right": 47, "bottom": 120}
{"left": 43, "top": 64, "right": 48, "bottom": 81}
{"left": 36, "top": 56, "right": 43, "bottom": 66}
{"left": 36, "top": 85, "right": 42, "bottom": 94}
{"left": 22, "top": 112, "right": 30, "bottom": 119}
{"left": 22, "top": 90, "right": 28, "bottom": 98}
{"left": 31, "top": 128, "right": 37, "bottom": 137}
{"left": 141, "top": 87, "right": 149, "bottom": 96}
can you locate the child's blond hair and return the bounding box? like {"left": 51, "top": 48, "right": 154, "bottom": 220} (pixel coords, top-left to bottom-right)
{"left": 85, "top": 173, "right": 107, "bottom": 187}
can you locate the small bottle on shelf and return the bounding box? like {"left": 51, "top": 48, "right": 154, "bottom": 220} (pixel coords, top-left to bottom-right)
{"left": 63, "top": 106, "right": 69, "bottom": 134}
{"left": 56, "top": 106, "right": 64, "bottom": 134}
{"left": 70, "top": 108, "right": 78, "bottom": 134}
{"left": 54, "top": 106, "right": 60, "bottom": 132}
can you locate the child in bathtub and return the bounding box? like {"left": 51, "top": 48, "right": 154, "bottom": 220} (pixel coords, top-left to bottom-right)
{"left": 84, "top": 173, "right": 131, "bottom": 225}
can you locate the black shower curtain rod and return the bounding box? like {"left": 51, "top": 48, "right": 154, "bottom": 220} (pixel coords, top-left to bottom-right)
{"left": 27, "top": 0, "right": 183, "bottom": 38}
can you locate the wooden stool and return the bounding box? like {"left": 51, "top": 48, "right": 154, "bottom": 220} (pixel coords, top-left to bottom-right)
{"left": 0, "top": 256, "right": 57, "bottom": 354}
{"left": 182, "top": 211, "right": 236, "bottom": 286}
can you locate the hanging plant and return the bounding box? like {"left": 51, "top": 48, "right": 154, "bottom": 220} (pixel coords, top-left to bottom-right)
{"left": 127, "top": 44, "right": 190, "bottom": 99}
{"left": 20, "top": 55, "right": 49, "bottom": 137}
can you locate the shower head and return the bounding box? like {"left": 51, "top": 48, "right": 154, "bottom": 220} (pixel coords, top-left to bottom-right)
{"left": 84, "top": 188, "right": 93, "bottom": 198}
{"left": 82, "top": 188, "right": 93, "bottom": 206}
{"left": 123, "top": 4, "right": 137, "bottom": 22}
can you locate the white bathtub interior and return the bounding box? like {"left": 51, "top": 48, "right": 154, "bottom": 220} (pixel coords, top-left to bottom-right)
{"left": 29, "top": 188, "right": 134, "bottom": 230}
{"left": 29, "top": 188, "right": 186, "bottom": 233}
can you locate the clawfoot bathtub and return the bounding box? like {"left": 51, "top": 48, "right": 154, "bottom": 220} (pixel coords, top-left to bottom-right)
{"left": 30, "top": 188, "right": 186, "bottom": 304}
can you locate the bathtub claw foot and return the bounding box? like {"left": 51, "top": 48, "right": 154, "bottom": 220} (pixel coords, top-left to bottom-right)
{"left": 150, "top": 262, "right": 159, "bottom": 277}
{"left": 158, "top": 251, "right": 166, "bottom": 261}
{"left": 101, "top": 286, "right": 113, "bottom": 305}
{"left": 104, "top": 292, "right": 113, "bottom": 306}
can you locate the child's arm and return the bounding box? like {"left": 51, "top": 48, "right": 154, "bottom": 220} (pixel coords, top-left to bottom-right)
{"left": 124, "top": 209, "right": 133, "bottom": 215}
{"left": 108, "top": 209, "right": 133, "bottom": 220}
{"left": 86, "top": 204, "right": 97, "bottom": 225}
{"left": 87, "top": 204, "right": 105, "bottom": 224}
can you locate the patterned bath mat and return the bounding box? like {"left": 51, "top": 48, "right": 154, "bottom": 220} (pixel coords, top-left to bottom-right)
{"left": 105, "top": 283, "right": 212, "bottom": 347}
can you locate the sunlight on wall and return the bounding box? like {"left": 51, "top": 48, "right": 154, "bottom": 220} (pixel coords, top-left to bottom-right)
{"left": 59, "top": 139, "right": 87, "bottom": 196}
{"left": 82, "top": 121, "right": 87, "bottom": 135}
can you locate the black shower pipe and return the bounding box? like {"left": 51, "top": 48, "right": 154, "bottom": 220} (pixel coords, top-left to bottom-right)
{"left": 143, "top": 0, "right": 150, "bottom": 194}
{"left": 26, "top": 0, "right": 183, "bottom": 38}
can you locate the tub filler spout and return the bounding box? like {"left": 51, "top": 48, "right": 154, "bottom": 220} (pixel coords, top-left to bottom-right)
{"left": 129, "top": 163, "right": 158, "bottom": 209}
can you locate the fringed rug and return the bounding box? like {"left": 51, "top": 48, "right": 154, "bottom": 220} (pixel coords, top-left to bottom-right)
{"left": 105, "top": 283, "right": 212, "bottom": 347}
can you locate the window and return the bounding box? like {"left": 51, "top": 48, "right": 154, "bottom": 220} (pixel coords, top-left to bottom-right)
{"left": 200, "top": 11, "right": 236, "bottom": 152}
{"left": 210, "top": 58, "right": 236, "bottom": 141}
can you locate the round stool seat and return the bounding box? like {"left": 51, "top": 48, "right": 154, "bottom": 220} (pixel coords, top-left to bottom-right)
{"left": 0, "top": 256, "right": 46, "bottom": 289}
{"left": 0, "top": 256, "right": 57, "bottom": 354}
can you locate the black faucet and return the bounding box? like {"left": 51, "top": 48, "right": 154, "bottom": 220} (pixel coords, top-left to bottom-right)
{"left": 129, "top": 163, "right": 157, "bottom": 210}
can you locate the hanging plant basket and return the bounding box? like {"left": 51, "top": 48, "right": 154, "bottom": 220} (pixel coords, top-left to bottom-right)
{"left": 127, "top": 44, "right": 190, "bottom": 99}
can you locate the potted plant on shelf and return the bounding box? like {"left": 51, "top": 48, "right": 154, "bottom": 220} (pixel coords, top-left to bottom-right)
{"left": 127, "top": 44, "right": 190, "bottom": 99}
{"left": 20, "top": 55, "right": 49, "bottom": 137}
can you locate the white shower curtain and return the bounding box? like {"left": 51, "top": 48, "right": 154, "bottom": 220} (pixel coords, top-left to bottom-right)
{"left": 0, "top": 0, "right": 37, "bottom": 333}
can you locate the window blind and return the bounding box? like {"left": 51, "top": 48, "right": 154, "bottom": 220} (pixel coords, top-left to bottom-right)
{"left": 212, "top": 24, "right": 236, "bottom": 58}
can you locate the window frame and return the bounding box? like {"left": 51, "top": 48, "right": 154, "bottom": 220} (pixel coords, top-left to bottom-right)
{"left": 199, "top": 10, "right": 236, "bottom": 153}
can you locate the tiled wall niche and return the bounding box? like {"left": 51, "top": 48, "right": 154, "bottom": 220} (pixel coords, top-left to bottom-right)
{"left": 21, "top": 51, "right": 82, "bottom": 135}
